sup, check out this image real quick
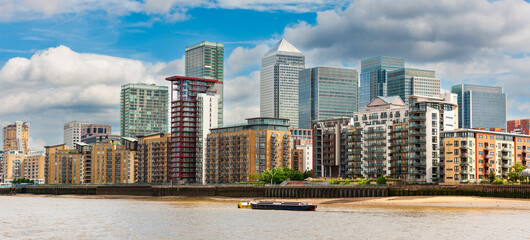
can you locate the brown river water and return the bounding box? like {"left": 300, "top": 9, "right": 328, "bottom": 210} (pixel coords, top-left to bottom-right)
{"left": 0, "top": 195, "right": 528, "bottom": 239}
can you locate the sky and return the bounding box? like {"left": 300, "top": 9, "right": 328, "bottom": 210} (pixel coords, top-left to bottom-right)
{"left": 1, "top": 0, "right": 529, "bottom": 150}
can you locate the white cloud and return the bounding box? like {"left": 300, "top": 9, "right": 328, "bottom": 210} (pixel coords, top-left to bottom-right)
{"left": 0, "top": 0, "right": 342, "bottom": 22}
{"left": 226, "top": 44, "right": 269, "bottom": 76}
{"left": 223, "top": 71, "right": 261, "bottom": 124}
{"left": 0, "top": 45, "right": 185, "bottom": 148}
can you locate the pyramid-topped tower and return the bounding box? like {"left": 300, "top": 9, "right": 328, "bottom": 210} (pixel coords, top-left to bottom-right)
{"left": 260, "top": 39, "right": 305, "bottom": 128}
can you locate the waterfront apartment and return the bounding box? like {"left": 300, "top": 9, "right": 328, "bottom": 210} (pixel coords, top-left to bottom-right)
{"left": 289, "top": 128, "right": 312, "bottom": 146}
{"left": 2, "top": 150, "right": 24, "bottom": 183}
{"left": 296, "top": 143, "right": 313, "bottom": 172}
{"left": 298, "top": 66, "right": 358, "bottom": 129}
{"left": 260, "top": 39, "right": 305, "bottom": 128}
{"left": 166, "top": 75, "right": 222, "bottom": 184}
{"left": 451, "top": 84, "right": 507, "bottom": 129}
{"left": 443, "top": 129, "right": 530, "bottom": 184}
{"left": 314, "top": 93, "right": 457, "bottom": 183}
{"left": 136, "top": 133, "right": 171, "bottom": 184}
{"left": 45, "top": 141, "right": 135, "bottom": 184}
{"left": 23, "top": 151, "right": 46, "bottom": 184}
{"left": 3, "top": 121, "right": 29, "bottom": 154}
{"left": 120, "top": 83, "right": 169, "bottom": 139}
{"left": 205, "top": 118, "right": 291, "bottom": 184}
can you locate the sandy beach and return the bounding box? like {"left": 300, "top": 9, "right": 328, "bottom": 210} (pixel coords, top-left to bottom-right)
{"left": 12, "top": 194, "right": 530, "bottom": 211}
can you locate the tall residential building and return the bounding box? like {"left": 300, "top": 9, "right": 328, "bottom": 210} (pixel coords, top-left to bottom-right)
{"left": 387, "top": 68, "right": 440, "bottom": 105}
{"left": 120, "top": 83, "right": 169, "bottom": 139}
{"left": 451, "top": 84, "right": 507, "bottom": 129}
{"left": 299, "top": 66, "right": 358, "bottom": 129}
{"left": 81, "top": 124, "right": 112, "bottom": 142}
{"left": 185, "top": 41, "right": 224, "bottom": 125}
{"left": 205, "top": 118, "right": 291, "bottom": 184}
{"left": 312, "top": 117, "right": 351, "bottom": 178}
{"left": 2, "top": 150, "right": 24, "bottom": 183}
{"left": 136, "top": 133, "right": 171, "bottom": 183}
{"left": 358, "top": 56, "right": 404, "bottom": 111}
{"left": 507, "top": 119, "right": 530, "bottom": 135}
{"left": 23, "top": 151, "right": 46, "bottom": 184}
{"left": 64, "top": 121, "right": 91, "bottom": 149}
{"left": 260, "top": 39, "right": 305, "bottom": 128}
{"left": 289, "top": 128, "right": 312, "bottom": 146}
{"left": 166, "top": 75, "right": 223, "bottom": 184}
{"left": 442, "top": 129, "right": 530, "bottom": 184}
{"left": 3, "top": 121, "right": 30, "bottom": 153}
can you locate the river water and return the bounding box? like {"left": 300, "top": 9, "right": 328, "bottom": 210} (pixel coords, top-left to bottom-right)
{"left": 0, "top": 195, "right": 528, "bottom": 239}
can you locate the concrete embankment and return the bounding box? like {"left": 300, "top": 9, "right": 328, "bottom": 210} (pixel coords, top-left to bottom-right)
{"left": 2, "top": 184, "right": 530, "bottom": 199}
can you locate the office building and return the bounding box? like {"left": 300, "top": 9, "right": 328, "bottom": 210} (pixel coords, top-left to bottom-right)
{"left": 387, "top": 68, "right": 440, "bottom": 105}
{"left": 260, "top": 39, "right": 305, "bottom": 128}
{"left": 451, "top": 84, "right": 507, "bottom": 129}
{"left": 81, "top": 124, "right": 112, "bottom": 143}
{"left": 64, "top": 121, "right": 91, "bottom": 149}
{"left": 166, "top": 75, "right": 223, "bottom": 184}
{"left": 299, "top": 66, "right": 358, "bottom": 129}
{"left": 136, "top": 133, "right": 171, "bottom": 184}
{"left": 443, "top": 129, "right": 530, "bottom": 184}
{"left": 120, "top": 83, "right": 169, "bottom": 138}
{"left": 507, "top": 119, "right": 530, "bottom": 135}
{"left": 205, "top": 118, "right": 291, "bottom": 184}
{"left": 358, "top": 56, "right": 404, "bottom": 111}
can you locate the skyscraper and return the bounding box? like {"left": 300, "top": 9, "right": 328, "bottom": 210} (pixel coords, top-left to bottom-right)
{"left": 299, "top": 66, "right": 358, "bottom": 129}
{"left": 387, "top": 68, "right": 440, "bottom": 105}
{"left": 120, "top": 83, "right": 169, "bottom": 139}
{"left": 358, "top": 56, "right": 404, "bottom": 111}
{"left": 3, "top": 121, "right": 29, "bottom": 153}
{"left": 260, "top": 39, "right": 305, "bottom": 128}
{"left": 166, "top": 75, "right": 222, "bottom": 184}
{"left": 451, "top": 84, "right": 507, "bottom": 129}
{"left": 185, "top": 41, "right": 224, "bottom": 125}
{"left": 64, "top": 121, "right": 91, "bottom": 149}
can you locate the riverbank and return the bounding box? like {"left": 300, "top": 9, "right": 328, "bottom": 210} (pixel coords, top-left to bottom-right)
{"left": 8, "top": 194, "right": 530, "bottom": 211}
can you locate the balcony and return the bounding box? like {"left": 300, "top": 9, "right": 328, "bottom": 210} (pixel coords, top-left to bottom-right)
{"left": 484, "top": 146, "right": 493, "bottom": 151}
{"left": 461, "top": 145, "right": 473, "bottom": 150}
{"left": 460, "top": 162, "right": 470, "bottom": 166}
{"left": 501, "top": 155, "right": 511, "bottom": 161}
{"left": 502, "top": 148, "right": 510, "bottom": 152}
{"left": 460, "top": 170, "right": 470, "bottom": 175}
{"left": 461, "top": 153, "right": 469, "bottom": 158}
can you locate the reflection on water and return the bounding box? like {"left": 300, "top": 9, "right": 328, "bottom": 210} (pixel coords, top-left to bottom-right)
{"left": 0, "top": 195, "right": 528, "bottom": 240}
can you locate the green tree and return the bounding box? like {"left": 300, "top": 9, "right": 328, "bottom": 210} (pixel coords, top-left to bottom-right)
{"left": 488, "top": 169, "right": 496, "bottom": 182}
{"left": 302, "top": 170, "right": 313, "bottom": 179}
{"left": 507, "top": 163, "right": 526, "bottom": 182}
{"left": 376, "top": 175, "right": 387, "bottom": 185}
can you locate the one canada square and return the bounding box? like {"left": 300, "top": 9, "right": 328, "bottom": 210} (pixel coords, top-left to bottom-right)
{"left": 260, "top": 39, "right": 305, "bottom": 128}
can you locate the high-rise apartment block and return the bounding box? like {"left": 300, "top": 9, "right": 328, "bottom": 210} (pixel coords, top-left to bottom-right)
{"left": 299, "top": 66, "right": 358, "bottom": 129}
{"left": 205, "top": 118, "right": 291, "bottom": 184}
{"left": 358, "top": 56, "right": 404, "bottom": 111}
{"left": 289, "top": 128, "right": 312, "bottom": 146}
{"left": 2, "top": 150, "right": 24, "bottom": 182}
{"left": 451, "top": 84, "right": 507, "bottom": 129}
{"left": 3, "top": 121, "right": 29, "bottom": 153}
{"left": 507, "top": 119, "right": 530, "bottom": 135}
{"left": 443, "top": 129, "right": 530, "bottom": 184}
{"left": 136, "top": 133, "right": 171, "bottom": 183}
{"left": 387, "top": 68, "right": 440, "bottom": 105}
{"left": 166, "top": 75, "right": 222, "bottom": 184}
{"left": 120, "top": 83, "right": 169, "bottom": 139}
{"left": 313, "top": 94, "right": 458, "bottom": 183}
{"left": 23, "top": 151, "right": 46, "bottom": 184}
{"left": 260, "top": 39, "right": 305, "bottom": 128}
{"left": 185, "top": 41, "right": 224, "bottom": 125}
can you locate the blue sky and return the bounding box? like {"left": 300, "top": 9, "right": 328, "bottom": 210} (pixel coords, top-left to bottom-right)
{"left": 0, "top": 0, "right": 529, "bottom": 150}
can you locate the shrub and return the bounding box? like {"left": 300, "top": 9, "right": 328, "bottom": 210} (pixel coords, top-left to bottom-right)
{"left": 329, "top": 179, "right": 340, "bottom": 185}
{"left": 343, "top": 179, "right": 350, "bottom": 185}
{"left": 492, "top": 178, "right": 505, "bottom": 185}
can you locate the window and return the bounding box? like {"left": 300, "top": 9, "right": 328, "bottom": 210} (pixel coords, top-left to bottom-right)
{"left": 479, "top": 143, "right": 483, "bottom": 147}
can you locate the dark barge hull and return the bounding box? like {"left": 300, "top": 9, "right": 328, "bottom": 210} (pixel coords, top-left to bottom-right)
{"left": 250, "top": 202, "right": 317, "bottom": 211}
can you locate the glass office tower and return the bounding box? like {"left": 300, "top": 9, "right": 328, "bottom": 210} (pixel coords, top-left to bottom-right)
{"left": 260, "top": 39, "right": 305, "bottom": 128}
{"left": 299, "top": 66, "right": 358, "bottom": 129}
{"left": 358, "top": 56, "right": 404, "bottom": 111}
{"left": 451, "top": 84, "right": 507, "bottom": 129}
{"left": 387, "top": 68, "right": 440, "bottom": 105}
{"left": 120, "top": 83, "right": 169, "bottom": 138}
{"left": 185, "top": 41, "right": 224, "bottom": 125}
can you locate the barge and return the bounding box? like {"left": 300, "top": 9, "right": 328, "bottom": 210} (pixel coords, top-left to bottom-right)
{"left": 250, "top": 201, "right": 317, "bottom": 211}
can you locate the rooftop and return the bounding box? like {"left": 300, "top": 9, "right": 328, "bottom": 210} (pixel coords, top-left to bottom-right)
{"left": 265, "top": 39, "right": 303, "bottom": 56}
